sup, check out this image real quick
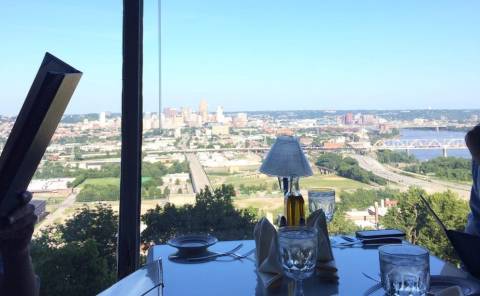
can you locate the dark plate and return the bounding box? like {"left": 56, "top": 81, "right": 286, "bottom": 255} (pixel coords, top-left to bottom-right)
{"left": 168, "top": 250, "right": 217, "bottom": 264}
{"left": 364, "top": 275, "right": 480, "bottom": 296}
{"left": 167, "top": 234, "right": 218, "bottom": 257}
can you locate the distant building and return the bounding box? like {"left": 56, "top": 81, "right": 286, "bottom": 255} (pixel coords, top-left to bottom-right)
{"left": 323, "top": 142, "right": 344, "bottom": 149}
{"left": 162, "top": 173, "right": 190, "bottom": 185}
{"left": 31, "top": 199, "right": 47, "bottom": 221}
{"left": 164, "top": 107, "right": 177, "bottom": 119}
{"left": 181, "top": 107, "right": 192, "bottom": 122}
{"left": 344, "top": 113, "right": 354, "bottom": 125}
{"left": 345, "top": 198, "right": 398, "bottom": 228}
{"left": 345, "top": 209, "right": 376, "bottom": 228}
{"left": 276, "top": 128, "right": 293, "bottom": 136}
{"left": 216, "top": 106, "right": 224, "bottom": 123}
{"left": 361, "top": 114, "right": 377, "bottom": 125}
{"left": 299, "top": 137, "right": 313, "bottom": 146}
{"left": 379, "top": 124, "right": 391, "bottom": 134}
{"left": 211, "top": 124, "right": 230, "bottom": 136}
{"left": 187, "top": 113, "right": 202, "bottom": 128}
{"left": 199, "top": 100, "right": 208, "bottom": 122}
{"left": 233, "top": 113, "right": 248, "bottom": 128}
{"left": 174, "top": 128, "right": 182, "bottom": 138}
{"left": 28, "top": 178, "right": 75, "bottom": 194}
{"left": 99, "top": 112, "right": 106, "bottom": 126}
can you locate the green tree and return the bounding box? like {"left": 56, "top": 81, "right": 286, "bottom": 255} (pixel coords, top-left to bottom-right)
{"left": 31, "top": 240, "right": 112, "bottom": 296}
{"left": 31, "top": 204, "right": 118, "bottom": 295}
{"left": 328, "top": 210, "right": 359, "bottom": 235}
{"left": 77, "top": 184, "right": 120, "bottom": 202}
{"left": 141, "top": 184, "right": 257, "bottom": 244}
{"left": 338, "top": 188, "right": 399, "bottom": 212}
{"left": 163, "top": 187, "right": 171, "bottom": 198}
{"left": 382, "top": 187, "right": 469, "bottom": 264}
{"left": 377, "top": 150, "right": 417, "bottom": 164}
{"left": 73, "top": 146, "right": 83, "bottom": 161}
{"left": 405, "top": 157, "right": 471, "bottom": 182}
{"left": 58, "top": 204, "right": 118, "bottom": 270}
{"left": 316, "top": 153, "right": 387, "bottom": 185}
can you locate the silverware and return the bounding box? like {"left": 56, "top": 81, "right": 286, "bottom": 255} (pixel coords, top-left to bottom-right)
{"left": 341, "top": 235, "right": 357, "bottom": 242}
{"left": 362, "top": 272, "right": 380, "bottom": 283}
{"left": 333, "top": 237, "right": 403, "bottom": 247}
{"left": 363, "top": 283, "right": 382, "bottom": 296}
{"left": 186, "top": 243, "right": 244, "bottom": 261}
{"left": 230, "top": 248, "right": 255, "bottom": 259}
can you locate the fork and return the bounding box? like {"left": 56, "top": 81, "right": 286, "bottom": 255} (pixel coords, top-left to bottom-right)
{"left": 186, "top": 243, "right": 244, "bottom": 261}
{"left": 229, "top": 248, "right": 255, "bottom": 259}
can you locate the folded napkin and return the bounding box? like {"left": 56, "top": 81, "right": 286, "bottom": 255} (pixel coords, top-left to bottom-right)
{"left": 307, "top": 209, "right": 339, "bottom": 282}
{"left": 254, "top": 217, "right": 283, "bottom": 288}
{"left": 434, "top": 286, "right": 464, "bottom": 296}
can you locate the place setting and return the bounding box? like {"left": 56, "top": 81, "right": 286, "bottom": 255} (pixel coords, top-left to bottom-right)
{"left": 362, "top": 243, "right": 480, "bottom": 296}
{"left": 254, "top": 209, "right": 339, "bottom": 296}
{"left": 167, "top": 234, "right": 255, "bottom": 263}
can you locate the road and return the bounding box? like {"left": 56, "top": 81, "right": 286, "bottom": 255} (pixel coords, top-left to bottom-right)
{"left": 350, "top": 154, "right": 471, "bottom": 199}
{"left": 36, "top": 188, "right": 80, "bottom": 232}
{"left": 186, "top": 153, "right": 211, "bottom": 193}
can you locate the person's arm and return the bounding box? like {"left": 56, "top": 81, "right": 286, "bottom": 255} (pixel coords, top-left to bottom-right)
{"left": 466, "top": 160, "right": 480, "bottom": 236}
{"left": 0, "top": 192, "right": 38, "bottom": 296}
{"left": 465, "top": 125, "right": 480, "bottom": 236}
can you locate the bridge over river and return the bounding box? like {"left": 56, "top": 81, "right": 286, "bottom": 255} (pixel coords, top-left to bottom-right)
{"left": 155, "top": 138, "right": 466, "bottom": 157}
{"left": 372, "top": 138, "right": 467, "bottom": 157}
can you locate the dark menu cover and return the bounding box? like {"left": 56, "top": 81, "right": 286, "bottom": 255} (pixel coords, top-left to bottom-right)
{"left": 0, "top": 53, "right": 82, "bottom": 217}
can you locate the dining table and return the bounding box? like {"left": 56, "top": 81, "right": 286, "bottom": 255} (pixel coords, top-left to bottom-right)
{"left": 140, "top": 237, "right": 479, "bottom": 296}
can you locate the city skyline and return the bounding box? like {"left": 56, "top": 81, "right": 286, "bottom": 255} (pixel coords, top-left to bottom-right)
{"left": 0, "top": 1, "right": 479, "bottom": 115}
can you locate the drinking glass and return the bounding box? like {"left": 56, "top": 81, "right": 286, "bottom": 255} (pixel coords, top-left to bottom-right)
{"left": 278, "top": 226, "right": 318, "bottom": 296}
{"left": 308, "top": 188, "right": 335, "bottom": 222}
{"left": 379, "top": 244, "right": 430, "bottom": 296}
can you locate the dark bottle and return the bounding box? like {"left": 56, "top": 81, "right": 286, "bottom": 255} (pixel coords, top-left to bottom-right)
{"left": 280, "top": 177, "right": 305, "bottom": 226}
{"left": 279, "top": 216, "right": 287, "bottom": 227}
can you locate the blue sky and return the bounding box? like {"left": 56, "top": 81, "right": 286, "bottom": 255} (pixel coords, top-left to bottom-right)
{"left": 0, "top": 1, "right": 479, "bottom": 115}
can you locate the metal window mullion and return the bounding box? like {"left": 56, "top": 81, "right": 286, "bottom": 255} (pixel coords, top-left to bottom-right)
{"left": 118, "top": 0, "right": 143, "bottom": 280}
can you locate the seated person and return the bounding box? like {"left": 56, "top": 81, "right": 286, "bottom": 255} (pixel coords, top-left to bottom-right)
{"left": 0, "top": 192, "right": 38, "bottom": 296}
{"left": 466, "top": 125, "right": 480, "bottom": 236}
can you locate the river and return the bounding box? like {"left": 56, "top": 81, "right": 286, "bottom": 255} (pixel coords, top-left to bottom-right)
{"left": 399, "top": 129, "right": 469, "bottom": 160}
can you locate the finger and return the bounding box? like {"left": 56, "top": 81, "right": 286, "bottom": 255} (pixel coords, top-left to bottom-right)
{"left": 0, "top": 222, "right": 35, "bottom": 246}
{"left": 8, "top": 204, "right": 35, "bottom": 225}
{"left": 0, "top": 213, "right": 37, "bottom": 238}
{"left": 19, "top": 191, "right": 33, "bottom": 205}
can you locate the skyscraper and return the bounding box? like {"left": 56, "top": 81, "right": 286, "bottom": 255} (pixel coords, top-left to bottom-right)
{"left": 99, "top": 112, "right": 106, "bottom": 126}
{"left": 344, "top": 112, "right": 354, "bottom": 125}
{"left": 216, "top": 106, "right": 224, "bottom": 123}
{"left": 199, "top": 99, "right": 208, "bottom": 122}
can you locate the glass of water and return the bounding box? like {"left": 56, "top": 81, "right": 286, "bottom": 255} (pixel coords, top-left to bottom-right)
{"left": 308, "top": 188, "right": 335, "bottom": 222}
{"left": 278, "top": 226, "right": 318, "bottom": 296}
{"left": 379, "top": 244, "right": 430, "bottom": 296}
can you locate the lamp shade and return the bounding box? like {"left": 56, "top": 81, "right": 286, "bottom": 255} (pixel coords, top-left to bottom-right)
{"left": 259, "top": 136, "right": 313, "bottom": 177}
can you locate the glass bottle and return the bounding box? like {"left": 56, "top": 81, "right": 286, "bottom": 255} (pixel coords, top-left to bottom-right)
{"left": 280, "top": 177, "right": 305, "bottom": 226}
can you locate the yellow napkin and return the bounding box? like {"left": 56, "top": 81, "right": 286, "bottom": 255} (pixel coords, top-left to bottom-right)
{"left": 434, "top": 286, "right": 464, "bottom": 296}
{"left": 307, "top": 209, "right": 339, "bottom": 282}
{"left": 254, "top": 217, "right": 283, "bottom": 287}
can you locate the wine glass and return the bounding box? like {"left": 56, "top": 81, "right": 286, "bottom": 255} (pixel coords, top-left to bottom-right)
{"left": 278, "top": 226, "right": 318, "bottom": 296}
{"left": 308, "top": 188, "right": 335, "bottom": 222}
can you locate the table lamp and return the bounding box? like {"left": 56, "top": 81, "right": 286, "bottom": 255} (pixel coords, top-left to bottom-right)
{"left": 260, "top": 136, "right": 313, "bottom": 226}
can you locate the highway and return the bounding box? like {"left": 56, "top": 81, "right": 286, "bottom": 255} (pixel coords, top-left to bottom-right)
{"left": 185, "top": 153, "right": 211, "bottom": 193}
{"left": 36, "top": 188, "right": 80, "bottom": 232}
{"left": 350, "top": 154, "right": 471, "bottom": 200}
